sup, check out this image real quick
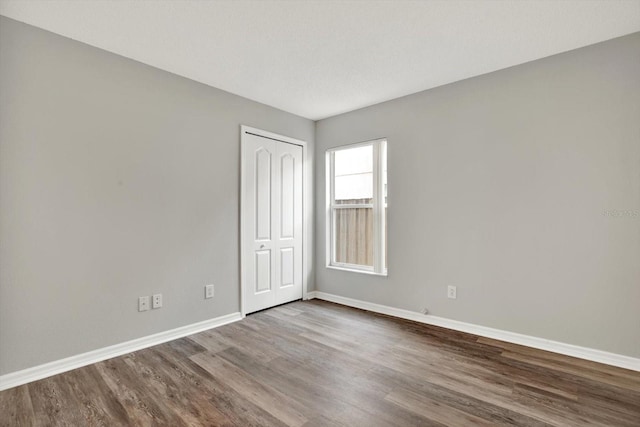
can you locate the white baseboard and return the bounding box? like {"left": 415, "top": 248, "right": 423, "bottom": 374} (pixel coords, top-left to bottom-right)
{"left": 0, "top": 312, "right": 242, "bottom": 391}
{"left": 307, "top": 291, "right": 640, "bottom": 372}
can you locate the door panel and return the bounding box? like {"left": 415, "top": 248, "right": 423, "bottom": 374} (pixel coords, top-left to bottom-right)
{"left": 242, "top": 131, "right": 303, "bottom": 314}
{"left": 280, "top": 247, "right": 294, "bottom": 287}
{"left": 255, "top": 250, "right": 271, "bottom": 293}
{"left": 255, "top": 148, "right": 272, "bottom": 240}
{"left": 273, "top": 142, "right": 303, "bottom": 306}
{"left": 280, "top": 154, "right": 295, "bottom": 239}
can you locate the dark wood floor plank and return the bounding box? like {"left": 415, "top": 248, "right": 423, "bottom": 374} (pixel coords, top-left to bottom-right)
{"left": 1, "top": 299, "right": 638, "bottom": 426}
{"left": 216, "top": 321, "right": 287, "bottom": 362}
{"left": 160, "top": 336, "right": 208, "bottom": 359}
{"left": 95, "top": 354, "right": 189, "bottom": 426}
{"left": 301, "top": 414, "right": 346, "bottom": 427}
{"left": 150, "top": 343, "right": 287, "bottom": 427}
{"left": 27, "top": 375, "right": 92, "bottom": 427}
{"left": 511, "top": 383, "right": 606, "bottom": 426}
{"left": 0, "top": 385, "right": 34, "bottom": 427}
{"left": 385, "top": 387, "right": 496, "bottom": 426}
{"left": 501, "top": 350, "right": 640, "bottom": 392}
{"left": 133, "top": 347, "right": 236, "bottom": 427}
{"left": 191, "top": 352, "right": 309, "bottom": 427}
{"left": 261, "top": 346, "right": 435, "bottom": 427}
{"left": 60, "top": 365, "right": 131, "bottom": 426}
{"left": 479, "top": 337, "right": 640, "bottom": 386}
{"left": 575, "top": 388, "right": 640, "bottom": 427}
{"left": 368, "top": 365, "right": 550, "bottom": 427}
{"left": 214, "top": 347, "right": 352, "bottom": 420}
{"left": 186, "top": 328, "right": 236, "bottom": 354}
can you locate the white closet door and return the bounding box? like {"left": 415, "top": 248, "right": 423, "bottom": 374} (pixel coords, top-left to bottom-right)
{"left": 273, "top": 141, "right": 303, "bottom": 306}
{"left": 242, "top": 132, "right": 303, "bottom": 314}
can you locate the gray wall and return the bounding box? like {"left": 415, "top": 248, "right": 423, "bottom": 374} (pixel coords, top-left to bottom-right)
{"left": 1, "top": 15, "right": 638, "bottom": 377}
{"left": 315, "top": 33, "right": 640, "bottom": 358}
{"left": 0, "top": 17, "right": 314, "bottom": 375}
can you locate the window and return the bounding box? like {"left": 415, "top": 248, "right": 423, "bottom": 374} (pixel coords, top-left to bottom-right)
{"left": 326, "top": 139, "right": 387, "bottom": 275}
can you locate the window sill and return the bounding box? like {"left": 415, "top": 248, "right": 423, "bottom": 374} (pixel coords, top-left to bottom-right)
{"left": 326, "top": 265, "right": 388, "bottom": 277}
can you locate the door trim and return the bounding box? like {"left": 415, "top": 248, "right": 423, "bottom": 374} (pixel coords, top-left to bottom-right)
{"left": 240, "top": 125, "right": 312, "bottom": 317}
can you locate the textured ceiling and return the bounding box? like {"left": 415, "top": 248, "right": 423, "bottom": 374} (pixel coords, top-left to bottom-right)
{"left": 1, "top": 0, "right": 639, "bottom": 120}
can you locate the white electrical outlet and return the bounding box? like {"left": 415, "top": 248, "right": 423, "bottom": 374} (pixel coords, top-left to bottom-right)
{"left": 447, "top": 286, "right": 457, "bottom": 299}
{"left": 152, "top": 294, "right": 162, "bottom": 309}
{"left": 138, "top": 296, "right": 150, "bottom": 312}
{"left": 205, "top": 284, "right": 214, "bottom": 299}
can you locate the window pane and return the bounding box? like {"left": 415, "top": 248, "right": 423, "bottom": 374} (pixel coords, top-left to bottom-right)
{"left": 382, "top": 141, "right": 387, "bottom": 269}
{"left": 333, "top": 207, "right": 373, "bottom": 267}
{"left": 334, "top": 145, "right": 372, "bottom": 204}
{"left": 382, "top": 141, "right": 387, "bottom": 205}
{"left": 384, "top": 206, "right": 387, "bottom": 270}
{"left": 327, "top": 139, "right": 387, "bottom": 274}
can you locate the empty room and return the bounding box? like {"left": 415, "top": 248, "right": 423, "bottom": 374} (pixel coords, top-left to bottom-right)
{"left": 1, "top": 0, "right": 639, "bottom": 426}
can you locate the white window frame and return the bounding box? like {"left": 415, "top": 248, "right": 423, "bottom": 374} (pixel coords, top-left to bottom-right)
{"left": 325, "top": 138, "right": 387, "bottom": 276}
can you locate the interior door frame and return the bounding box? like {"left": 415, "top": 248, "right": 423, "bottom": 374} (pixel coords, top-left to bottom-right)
{"left": 240, "top": 125, "right": 312, "bottom": 317}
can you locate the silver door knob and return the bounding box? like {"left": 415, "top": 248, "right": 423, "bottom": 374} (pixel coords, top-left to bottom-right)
{"left": 260, "top": 244, "right": 265, "bottom": 248}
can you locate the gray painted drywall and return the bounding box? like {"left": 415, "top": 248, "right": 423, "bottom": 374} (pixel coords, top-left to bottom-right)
{"left": 315, "top": 33, "right": 640, "bottom": 358}
{"left": 0, "top": 16, "right": 314, "bottom": 375}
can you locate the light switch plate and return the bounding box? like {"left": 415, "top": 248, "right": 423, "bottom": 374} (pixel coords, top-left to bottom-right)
{"left": 138, "top": 296, "right": 150, "bottom": 311}
{"left": 205, "top": 284, "right": 214, "bottom": 299}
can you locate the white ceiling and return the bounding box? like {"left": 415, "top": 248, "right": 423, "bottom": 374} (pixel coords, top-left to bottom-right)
{"left": 1, "top": 0, "right": 639, "bottom": 120}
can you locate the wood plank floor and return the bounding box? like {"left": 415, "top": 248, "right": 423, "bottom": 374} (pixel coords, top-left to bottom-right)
{"left": 1, "top": 300, "right": 639, "bottom": 426}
